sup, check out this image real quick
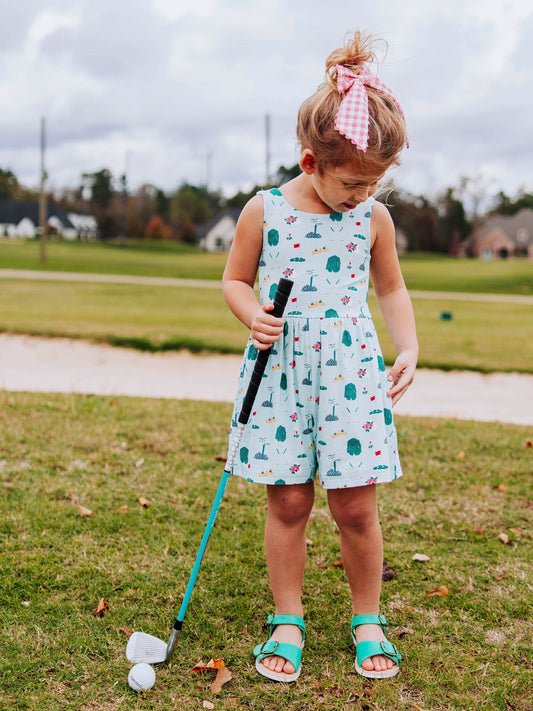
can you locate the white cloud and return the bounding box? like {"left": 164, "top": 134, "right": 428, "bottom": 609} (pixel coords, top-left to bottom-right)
{"left": 0, "top": 0, "right": 531, "bottom": 199}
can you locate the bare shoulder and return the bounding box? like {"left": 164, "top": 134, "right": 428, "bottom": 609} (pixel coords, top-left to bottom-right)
{"left": 237, "top": 193, "right": 264, "bottom": 227}
{"left": 370, "top": 200, "right": 394, "bottom": 247}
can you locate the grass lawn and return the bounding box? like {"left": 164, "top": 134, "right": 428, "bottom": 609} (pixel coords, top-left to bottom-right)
{"left": 0, "top": 279, "right": 532, "bottom": 373}
{"left": 1, "top": 238, "right": 533, "bottom": 295}
{"left": 0, "top": 393, "right": 531, "bottom": 710}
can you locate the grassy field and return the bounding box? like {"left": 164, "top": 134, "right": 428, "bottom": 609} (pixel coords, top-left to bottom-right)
{"left": 0, "top": 278, "right": 532, "bottom": 373}
{"left": 1, "top": 238, "right": 533, "bottom": 294}
{"left": 0, "top": 392, "right": 531, "bottom": 710}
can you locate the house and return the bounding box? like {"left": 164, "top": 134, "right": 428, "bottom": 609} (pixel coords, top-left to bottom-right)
{"left": 461, "top": 208, "right": 533, "bottom": 259}
{"left": 198, "top": 209, "right": 242, "bottom": 252}
{"left": 0, "top": 200, "right": 97, "bottom": 240}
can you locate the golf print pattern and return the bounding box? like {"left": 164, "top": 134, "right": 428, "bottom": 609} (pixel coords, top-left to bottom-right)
{"left": 227, "top": 188, "right": 403, "bottom": 489}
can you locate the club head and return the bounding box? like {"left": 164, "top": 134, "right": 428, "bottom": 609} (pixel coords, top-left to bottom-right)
{"left": 126, "top": 631, "right": 168, "bottom": 664}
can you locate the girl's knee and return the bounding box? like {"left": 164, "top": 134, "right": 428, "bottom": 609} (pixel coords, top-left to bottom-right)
{"left": 267, "top": 483, "right": 314, "bottom": 525}
{"left": 327, "top": 487, "right": 379, "bottom": 531}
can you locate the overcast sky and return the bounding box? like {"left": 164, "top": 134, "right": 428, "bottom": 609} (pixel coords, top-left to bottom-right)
{"left": 1, "top": 0, "right": 532, "bottom": 204}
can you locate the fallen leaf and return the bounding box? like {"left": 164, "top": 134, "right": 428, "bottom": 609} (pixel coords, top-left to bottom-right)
{"left": 203, "top": 702, "right": 215, "bottom": 710}
{"left": 397, "top": 627, "right": 414, "bottom": 639}
{"left": 76, "top": 505, "right": 94, "bottom": 517}
{"left": 215, "top": 456, "right": 226, "bottom": 462}
{"left": 116, "top": 505, "right": 129, "bottom": 514}
{"left": 138, "top": 497, "right": 150, "bottom": 508}
{"left": 498, "top": 532, "right": 510, "bottom": 545}
{"left": 394, "top": 604, "right": 414, "bottom": 614}
{"left": 119, "top": 627, "right": 134, "bottom": 638}
{"left": 525, "top": 440, "right": 532, "bottom": 448}
{"left": 193, "top": 658, "right": 226, "bottom": 673}
{"left": 306, "top": 538, "right": 314, "bottom": 547}
{"left": 382, "top": 561, "right": 398, "bottom": 581}
{"left": 92, "top": 597, "right": 109, "bottom": 617}
{"left": 135, "top": 458, "right": 145, "bottom": 468}
{"left": 497, "top": 483, "right": 506, "bottom": 492}
{"left": 494, "top": 571, "right": 506, "bottom": 580}
{"left": 509, "top": 528, "right": 521, "bottom": 536}
{"left": 412, "top": 553, "right": 430, "bottom": 562}
{"left": 425, "top": 585, "right": 449, "bottom": 598}
{"left": 331, "top": 560, "right": 344, "bottom": 568}
{"left": 210, "top": 665, "right": 232, "bottom": 694}
{"left": 457, "top": 451, "right": 466, "bottom": 459}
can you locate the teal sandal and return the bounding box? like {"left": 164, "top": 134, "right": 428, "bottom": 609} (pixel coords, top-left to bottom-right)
{"left": 351, "top": 614, "right": 401, "bottom": 679}
{"left": 254, "top": 614, "right": 306, "bottom": 682}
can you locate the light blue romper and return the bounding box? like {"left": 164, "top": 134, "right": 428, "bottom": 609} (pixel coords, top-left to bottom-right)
{"left": 227, "top": 188, "right": 403, "bottom": 489}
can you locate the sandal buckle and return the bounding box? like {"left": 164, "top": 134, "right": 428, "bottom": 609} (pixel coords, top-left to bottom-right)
{"left": 259, "top": 640, "right": 279, "bottom": 655}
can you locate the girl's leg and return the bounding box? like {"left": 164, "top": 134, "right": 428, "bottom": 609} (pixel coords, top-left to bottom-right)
{"left": 327, "top": 485, "right": 395, "bottom": 673}
{"left": 260, "top": 482, "right": 315, "bottom": 675}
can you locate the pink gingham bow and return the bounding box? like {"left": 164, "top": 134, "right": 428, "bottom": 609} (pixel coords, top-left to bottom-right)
{"left": 334, "top": 64, "right": 406, "bottom": 151}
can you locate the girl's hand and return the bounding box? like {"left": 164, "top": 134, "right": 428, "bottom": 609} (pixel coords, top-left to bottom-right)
{"left": 251, "top": 302, "right": 285, "bottom": 351}
{"left": 386, "top": 349, "right": 417, "bottom": 406}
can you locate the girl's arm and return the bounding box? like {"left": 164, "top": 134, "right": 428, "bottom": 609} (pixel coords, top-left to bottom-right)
{"left": 222, "top": 195, "right": 285, "bottom": 351}
{"left": 370, "top": 201, "right": 418, "bottom": 405}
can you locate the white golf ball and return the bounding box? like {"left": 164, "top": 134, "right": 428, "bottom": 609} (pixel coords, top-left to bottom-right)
{"left": 128, "top": 662, "right": 156, "bottom": 691}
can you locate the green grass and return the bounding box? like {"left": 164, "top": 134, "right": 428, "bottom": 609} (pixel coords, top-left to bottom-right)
{"left": 0, "top": 392, "right": 531, "bottom": 710}
{"left": 0, "top": 279, "right": 532, "bottom": 373}
{"left": 1, "top": 238, "right": 533, "bottom": 294}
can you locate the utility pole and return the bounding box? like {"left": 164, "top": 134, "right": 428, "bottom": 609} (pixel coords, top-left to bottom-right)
{"left": 39, "top": 117, "right": 47, "bottom": 264}
{"left": 265, "top": 113, "right": 271, "bottom": 186}
{"left": 205, "top": 151, "right": 213, "bottom": 191}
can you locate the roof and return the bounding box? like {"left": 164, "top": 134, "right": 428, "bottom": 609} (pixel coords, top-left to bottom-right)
{"left": 478, "top": 208, "right": 533, "bottom": 247}
{"left": 0, "top": 200, "right": 76, "bottom": 229}
{"left": 196, "top": 208, "right": 242, "bottom": 239}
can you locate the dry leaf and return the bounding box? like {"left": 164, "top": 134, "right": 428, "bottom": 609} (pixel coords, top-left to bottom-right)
{"left": 306, "top": 538, "right": 314, "bottom": 547}
{"left": 119, "top": 627, "right": 134, "bottom": 638}
{"left": 397, "top": 627, "right": 414, "bottom": 639}
{"left": 135, "top": 458, "right": 145, "bottom": 468}
{"left": 215, "top": 456, "right": 226, "bottom": 462}
{"left": 116, "top": 505, "right": 129, "bottom": 514}
{"left": 138, "top": 497, "right": 150, "bottom": 508}
{"left": 497, "top": 483, "right": 506, "bottom": 492}
{"left": 425, "top": 585, "right": 449, "bottom": 598}
{"left": 76, "top": 505, "right": 94, "bottom": 517}
{"left": 509, "top": 528, "right": 521, "bottom": 536}
{"left": 457, "top": 451, "right": 466, "bottom": 459}
{"left": 525, "top": 440, "right": 532, "bottom": 448}
{"left": 92, "top": 597, "right": 109, "bottom": 617}
{"left": 498, "top": 532, "right": 510, "bottom": 545}
{"left": 210, "top": 666, "right": 232, "bottom": 694}
{"left": 494, "top": 571, "right": 506, "bottom": 581}
{"left": 394, "top": 604, "right": 414, "bottom": 614}
{"left": 193, "top": 658, "right": 226, "bottom": 673}
{"left": 382, "top": 562, "right": 398, "bottom": 581}
{"left": 331, "top": 560, "right": 344, "bottom": 568}
{"left": 412, "top": 553, "right": 430, "bottom": 562}
{"left": 203, "top": 702, "right": 215, "bottom": 710}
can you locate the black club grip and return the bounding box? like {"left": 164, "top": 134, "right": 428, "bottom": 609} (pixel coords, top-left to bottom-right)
{"left": 238, "top": 278, "right": 294, "bottom": 425}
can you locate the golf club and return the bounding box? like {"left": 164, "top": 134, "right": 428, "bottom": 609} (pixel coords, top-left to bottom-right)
{"left": 126, "top": 277, "right": 294, "bottom": 665}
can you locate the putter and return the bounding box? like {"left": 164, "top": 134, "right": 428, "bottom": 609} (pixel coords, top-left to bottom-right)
{"left": 126, "top": 277, "right": 294, "bottom": 665}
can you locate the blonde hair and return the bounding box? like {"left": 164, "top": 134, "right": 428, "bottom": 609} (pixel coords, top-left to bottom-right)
{"left": 296, "top": 31, "right": 408, "bottom": 176}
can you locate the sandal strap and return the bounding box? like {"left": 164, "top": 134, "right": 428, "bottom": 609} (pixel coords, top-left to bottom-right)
{"left": 356, "top": 639, "right": 401, "bottom": 667}
{"left": 351, "top": 614, "right": 387, "bottom": 634}
{"left": 253, "top": 639, "right": 302, "bottom": 670}
{"left": 267, "top": 614, "right": 306, "bottom": 641}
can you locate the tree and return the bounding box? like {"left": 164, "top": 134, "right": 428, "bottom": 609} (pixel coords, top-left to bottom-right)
{"left": 0, "top": 168, "right": 19, "bottom": 201}
{"left": 437, "top": 187, "right": 471, "bottom": 254}
{"left": 145, "top": 214, "right": 172, "bottom": 240}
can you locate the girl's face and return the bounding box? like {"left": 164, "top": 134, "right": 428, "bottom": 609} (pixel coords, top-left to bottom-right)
{"left": 301, "top": 151, "right": 385, "bottom": 213}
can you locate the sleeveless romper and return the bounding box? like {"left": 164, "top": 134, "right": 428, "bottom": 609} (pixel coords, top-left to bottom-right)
{"left": 227, "top": 188, "right": 403, "bottom": 489}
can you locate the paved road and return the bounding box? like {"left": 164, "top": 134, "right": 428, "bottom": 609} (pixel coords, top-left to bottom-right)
{"left": 1, "top": 269, "right": 533, "bottom": 304}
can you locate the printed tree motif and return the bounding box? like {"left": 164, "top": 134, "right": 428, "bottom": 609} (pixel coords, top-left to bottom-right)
{"left": 347, "top": 438, "right": 362, "bottom": 456}
{"left": 247, "top": 345, "right": 258, "bottom": 361}
{"left": 268, "top": 228, "right": 279, "bottom": 246}
{"left": 254, "top": 437, "right": 269, "bottom": 460}
{"left": 269, "top": 283, "right": 278, "bottom": 301}
{"left": 329, "top": 212, "right": 342, "bottom": 221}
{"left": 280, "top": 372, "right": 287, "bottom": 390}
{"left": 305, "top": 223, "right": 322, "bottom": 239}
{"left": 240, "top": 446, "right": 249, "bottom": 463}
{"left": 326, "top": 255, "right": 341, "bottom": 273}
{"left": 325, "top": 399, "right": 339, "bottom": 422}
{"left": 377, "top": 355, "right": 386, "bottom": 371}
{"left": 325, "top": 308, "right": 339, "bottom": 318}
{"left": 302, "top": 270, "right": 318, "bottom": 292}
{"left": 276, "top": 425, "right": 287, "bottom": 442}
{"left": 326, "top": 454, "right": 342, "bottom": 476}
{"left": 344, "top": 383, "right": 357, "bottom": 400}
{"left": 262, "top": 387, "right": 274, "bottom": 408}
{"left": 384, "top": 408, "right": 393, "bottom": 425}
{"left": 342, "top": 329, "right": 352, "bottom": 347}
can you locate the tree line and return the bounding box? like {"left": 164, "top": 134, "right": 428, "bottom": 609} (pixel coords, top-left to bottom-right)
{"left": 1, "top": 166, "right": 532, "bottom": 252}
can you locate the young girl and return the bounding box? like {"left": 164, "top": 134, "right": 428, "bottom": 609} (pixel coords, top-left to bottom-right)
{"left": 222, "top": 31, "right": 417, "bottom": 682}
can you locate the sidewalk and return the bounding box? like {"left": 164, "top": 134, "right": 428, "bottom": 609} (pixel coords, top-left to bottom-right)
{"left": 1, "top": 333, "right": 532, "bottom": 426}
